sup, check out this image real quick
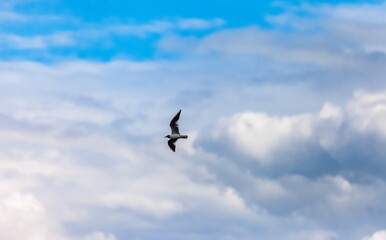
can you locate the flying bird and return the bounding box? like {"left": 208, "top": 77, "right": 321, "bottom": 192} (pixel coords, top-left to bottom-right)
{"left": 165, "top": 110, "right": 188, "bottom": 152}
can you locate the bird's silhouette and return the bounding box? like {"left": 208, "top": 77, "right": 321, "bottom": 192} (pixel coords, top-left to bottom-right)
{"left": 165, "top": 110, "right": 188, "bottom": 152}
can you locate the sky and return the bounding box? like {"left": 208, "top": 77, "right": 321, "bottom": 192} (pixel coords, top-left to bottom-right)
{"left": 1, "top": 0, "right": 386, "bottom": 240}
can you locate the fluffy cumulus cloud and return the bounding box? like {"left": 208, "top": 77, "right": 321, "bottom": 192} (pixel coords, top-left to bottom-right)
{"left": 212, "top": 90, "right": 386, "bottom": 164}
{"left": 204, "top": 91, "right": 386, "bottom": 237}
{"left": 1, "top": 1, "right": 386, "bottom": 240}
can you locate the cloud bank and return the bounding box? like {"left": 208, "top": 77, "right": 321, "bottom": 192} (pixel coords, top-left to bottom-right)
{"left": 1, "top": 1, "right": 386, "bottom": 240}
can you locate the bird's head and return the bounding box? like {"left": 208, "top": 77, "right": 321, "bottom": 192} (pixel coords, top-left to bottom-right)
{"left": 165, "top": 135, "right": 170, "bottom": 138}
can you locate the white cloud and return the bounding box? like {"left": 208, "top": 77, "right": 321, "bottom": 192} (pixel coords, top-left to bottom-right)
{"left": 0, "top": 0, "right": 73, "bottom": 25}
{"left": 347, "top": 90, "right": 386, "bottom": 138}
{"left": 320, "top": 2, "right": 386, "bottom": 25}
{"left": 0, "top": 10, "right": 27, "bottom": 22}
{"left": 1, "top": 1, "right": 386, "bottom": 239}
{"left": 192, "top": 26, "right": 358, "bottom": 67}
{"left": 0, "top": 34, "right": 46, "bottom": 49}
{"left": 212, "top": 89, "right": 386, "bottom": 163}
{"left": 267, "top": 2, "right": 386, "bottom": 28}
{"left": 0, "top": 57, "right": 386, "bottom": 240}
{"left": 177, "top": 18, "right": 226, "bottom": 30}
{"left": 214, "top": 111, "right": 313, "bottom": 161}
{"left": 109, "top": 20, "right": 175, "bottom": 36}
{"left": 362, "top": 230, "right": 386, "bottom": 240}
{"left": 287, "top": 229, "right": 338, "bottom": 240}
{"left": 0, "top": 32, "right": 76, "bottom": 49}
{"left": 0, "top": 58, "right": 262, "bottom": 237}
{"left": 111, "top": 18, "right": 225, "bottom": 36}
{"left": 157, "top": 34, "right": 200, "bottom": 54}
{"left": 80, "top": 232, "right": 116, "bottom": 240}
{"left": 0, "top": 16, "right": 226, "bottom": 50}
{"left": 0, "top": 192, "right": 68, "bottom": 240}
{"left": 0, "top": 191, "right": 118, "bottom": 240}
{"left": 266, "top": 1, "right": 386, "bottom": 56}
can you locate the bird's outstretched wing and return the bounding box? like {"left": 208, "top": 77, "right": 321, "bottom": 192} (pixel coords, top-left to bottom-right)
{"left": 167, "top": 139, "right": 177, "bottom": 152}
{"left": 169, "top": 110, "right": 181, "bottom": 134}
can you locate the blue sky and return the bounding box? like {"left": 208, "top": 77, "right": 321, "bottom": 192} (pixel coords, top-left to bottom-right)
{"left": 1, "top": 1, "right": 386, "bottom": 240}
{"left": 1, "top": 0, "right": 383, "bottom": 61}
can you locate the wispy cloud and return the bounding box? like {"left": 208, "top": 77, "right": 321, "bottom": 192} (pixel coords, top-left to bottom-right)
{"left": 0, "top": 32, "right": 75, "bottom": 49}
{"left": 177, "top": 18, "right": 226, "bottom": 30}
{"left": 0, "top": 14, "right": 225, "bottom": 52}
{"left": 110, "top": 18, "right": 226, "bottom": 36}
{"left": 0, "top": 10, "right": 27, "bottom": 22}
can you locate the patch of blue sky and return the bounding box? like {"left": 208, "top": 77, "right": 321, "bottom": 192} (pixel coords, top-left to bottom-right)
{"left": 43, "top": 0, "right": 385, "bottom": 27}
{"left": 1, "top": 0, "right": 385, "bottom": 62}
{"left": 55, "top": 0, "right": 271, "bottom": 27}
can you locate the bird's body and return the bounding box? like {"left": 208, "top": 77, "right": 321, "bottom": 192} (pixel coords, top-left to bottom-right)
{"left": 169, "top": 133, "right": 188, "bottom": 140}
{"left": 165, "top": 110, "right": 188, "bottom": 152}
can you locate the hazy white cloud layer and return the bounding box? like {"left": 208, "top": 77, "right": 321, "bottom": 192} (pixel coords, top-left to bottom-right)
{"left": 1, "top": 1, "right": 386, "bottom": 240}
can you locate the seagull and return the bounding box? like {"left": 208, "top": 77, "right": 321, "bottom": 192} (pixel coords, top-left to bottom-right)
{"left": 165, "top": 109, "right": 188, "bottom": 152}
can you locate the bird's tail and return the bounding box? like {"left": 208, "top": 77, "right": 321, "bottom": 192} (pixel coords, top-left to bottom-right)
{"left": 180, "top": 135, "right": 188, "bottom": 139}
